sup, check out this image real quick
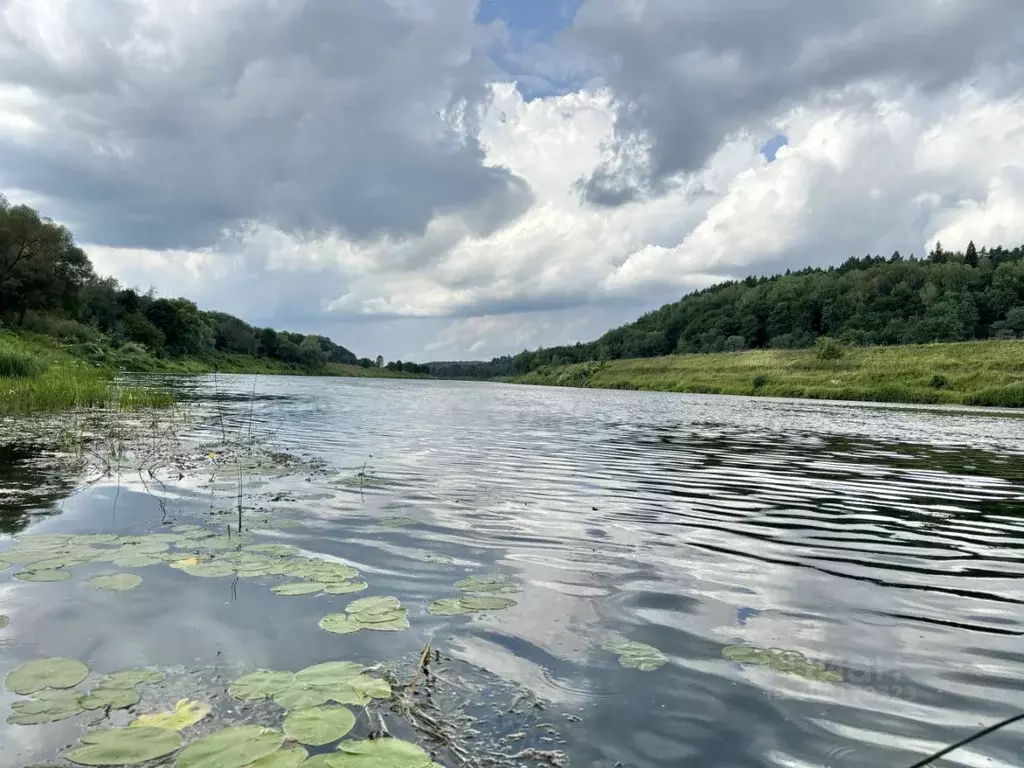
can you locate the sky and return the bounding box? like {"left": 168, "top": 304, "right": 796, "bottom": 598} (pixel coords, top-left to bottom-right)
{"left": 1, "top": 1, "right": 1023, "bottom": 362}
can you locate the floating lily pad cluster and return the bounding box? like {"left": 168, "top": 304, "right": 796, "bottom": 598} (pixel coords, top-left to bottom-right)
{"left": 231, "top": 661, "right": 391, "bottom": 711}
{"left": 425, "top": 572, "right": 520, "bottom": 616}
{"left": 0, "top": 529, "right": 368, "bottom": 598}
{"left": 603, "top": 640, "right": 667, "bottom": 671}
{"left": 4, "top": 657, "right": 164, "bottom": 725}
{"left": 454, "top": 574, "right": 520, "bottom": 595}
{"left": 319, "top": 597, "right": 410, "bottom": 635}
{"left": 722, "top": 645, "right": 843, "bottom": 683}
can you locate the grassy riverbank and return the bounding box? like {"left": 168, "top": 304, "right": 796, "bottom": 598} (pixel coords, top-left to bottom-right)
{"left": 0, "top": 330, "right": 425, "bottom": 414}
{"left": 515, "top": 340, "right": 1024, "bottom": 407}
{"left": 0, "top": 333, "right": 174, "bottom": 414}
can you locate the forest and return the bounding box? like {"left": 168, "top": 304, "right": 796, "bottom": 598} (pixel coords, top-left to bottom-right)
{"left": 0, "top": 196, "right": 410, "bottom": 373}
{"left": 426, "top": 241, "right": 1024, "bottom": 378}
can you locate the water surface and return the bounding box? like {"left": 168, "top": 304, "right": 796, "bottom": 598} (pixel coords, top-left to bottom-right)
{"left": 2, "top": 378, "right": 1024, "bottom": 767}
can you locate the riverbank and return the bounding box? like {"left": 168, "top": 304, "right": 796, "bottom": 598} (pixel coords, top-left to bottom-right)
{"left": 0, "top": 331, "right": 423, "bottom": 414}
{"left": 514, "top": 340, "right": 1024, "bottom": 407}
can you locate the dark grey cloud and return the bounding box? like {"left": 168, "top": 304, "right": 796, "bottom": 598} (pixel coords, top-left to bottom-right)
{"left": 0, "top": 0, "right": 531, "bottom": 250}
{"left": 566, "top": 0, "right": 1024, "bottom": 204}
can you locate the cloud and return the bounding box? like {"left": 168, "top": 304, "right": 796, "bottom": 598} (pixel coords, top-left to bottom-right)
{"left": 2, "top": 1, "right": 1024, "bottom": 361}
{"left": 565, "top": 0, "right": 1024, "bottom": 203}
{"left": 0, "top": 0, "right": 531, "bottom": 249}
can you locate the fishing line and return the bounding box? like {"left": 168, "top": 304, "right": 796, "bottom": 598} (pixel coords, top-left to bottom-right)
{"left": 903, "top": 711, "right": 1024, "bottom": 768}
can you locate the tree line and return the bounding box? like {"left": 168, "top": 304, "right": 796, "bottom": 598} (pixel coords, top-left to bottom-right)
{"left": 0, "top": 196, "right": 376, "bottom": 371}
{"left": 426, "top": 241, "right": 1024, "bottom": 378}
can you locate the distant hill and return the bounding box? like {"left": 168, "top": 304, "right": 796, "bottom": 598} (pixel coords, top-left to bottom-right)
{"left": 426, "top": 241, "right": 1024, "bottom": 378}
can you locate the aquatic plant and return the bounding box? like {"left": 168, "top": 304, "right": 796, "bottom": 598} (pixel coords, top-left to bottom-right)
{"left": 454, "top": 574, "right": 519, "bottom": 595}
{"left": 63, "top": 727, "right": 184, "bottom": 765}
{"left": 722, "top": 644, "right": 842, "bottom": 683}
{"left": 230, "top": 670, "right": 296, "bottom": 701}
{"left": 603, "top": 640, "right": 667, "bottom": 671}
{"left": 428, "top": 596, "right": 517, "bottom": 615}
{"left": 330, "top": 737, "right": 443, "bottom": 767}
{"left": 90, "top": 573, "right": 143, "bottom": 591}
{"left": 132, "top": 699, "right": 212, "bottom": 730}
{"left": 8, "top": 689, "right": 84, "bottom": 724}
{"left": 282, "top": 705, "right": 356, "bottom": 745}
{"left": 176, "top": 726, "right": 284, "bottom": 768}
{"left": 5, "top": 657, "right": 89, "bottom": 694}
{"left": 319, "top": 596, "right": 409, "bottom": 635}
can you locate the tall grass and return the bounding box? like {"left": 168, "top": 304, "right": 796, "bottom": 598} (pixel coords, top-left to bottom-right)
{"left": 516, "top": 340, "right": 1024, "bottom": 409}
{"left": 0, "top": 348, "right": 43, "bottom": 378}
{"left": 0, "top": 332, "right": 174, "bottom": 414}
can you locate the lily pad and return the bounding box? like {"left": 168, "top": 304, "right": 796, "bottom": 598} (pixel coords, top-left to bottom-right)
{"left": 377, "top": 516, "right": 419, "bottom": 528}
{"left": 172, "top": 525, "right": 207, "bottom": 533}
{"left": 0, "top": 559, "right": 9, "bottom": 570}
{"left": 454, "top": 575, "right": 519, "bottom": 594}
{"left": 230, "top": 670, "right": 296, "bottom": 701}
{"left": 181, "top": 563, "right": 236, "bottom": 579}
{"left": 63, "top": 727, "right": 183, "bottom": 766}
{"left": 8, "top": 690, "right": 84, "bottom": 725}
{"left": 272, "top": 684, "right": 333, "bottom": 710}
{"left": 329, "top": 737, "right": 440, "bottom": 767}
{"left": 103, "top": 668, "right": 165, "bottom": 688}
{"left": 323, "top": 581, "right": 368, "bottom": 595}
{"left": 283, "top": 705, "right": 355, "bottom": 746}
{"left": 339, "top": 675, "right": 391, "bottom": 705}
{"left": 318, "top": 614, "right": 360, "bottom": 635}
{"left": 6, "top": 657, "right": 89, "bottom": 694}
{"left": 423, "top": 554, "right": 454, "bottom": 564}
{"left": 176, "top": 726, "right": 284, "bottom": 768}
{"left": 14, "top": 568, "right": 72, "bottom": 582}
{"left": 78, "top": 534, "right": 120, "bottom": 544}
{"left": 294, "top": 662, "right": 364, "bottom": 689}
{"left": 0, "top": 615, "right": 8, "bottom": 628}
{"left": 245, "top": 544, "right": 299, "bottom": 557}
{"left": 91, "top": 573, "right": 144, "bottom": 592}
{"left": 428, "top": 596, "right": 517, "bottom": 615}
{"left": 248, "top": 747, "right": 308, "bottom": 768}
{"left": 722, "top": 645, "right": 765, "bottom": 664}
{"left": 80, "top": 686, "right": 140, "bottom": 711}
{"left": 603, "top": 640, "right": 667, "bottom": 671}
{"left": 132, "top": 699, "right": 211, "bottom": 730}
{"left": 28, "top": 555, "right": 94, "bottom": 570}
{"left": 271, "top": 582, "right": 326, "bottom": 596}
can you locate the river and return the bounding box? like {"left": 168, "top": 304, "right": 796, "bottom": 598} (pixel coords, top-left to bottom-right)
{"left": 2, "top": 377, "right": 1024, "bottom": 767}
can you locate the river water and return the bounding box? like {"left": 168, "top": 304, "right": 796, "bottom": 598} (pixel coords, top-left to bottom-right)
{"left": 2, "top": 377, "right": 1024, "bottom": 767}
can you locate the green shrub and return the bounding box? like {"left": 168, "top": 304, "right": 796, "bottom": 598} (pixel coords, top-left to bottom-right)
{"left": 752, "top": 374, "right": 767, "bottom": 389}
{"left": 0, "top": 349, "right": 43, "bottom": 378}
{"left": 928, "top": 374, "right": 950, "bottom": 389}
{"left": 21, "top": 312, "right": 104, "bottom": 344}
{"left": 815, "top": 337, "right": 846, "bottom": 361}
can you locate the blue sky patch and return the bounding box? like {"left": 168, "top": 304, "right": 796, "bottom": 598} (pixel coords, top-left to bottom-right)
{"left": 761, "top": 134, "right": 788, "bottom": 162}
{"left": 476, "top": 0, "right": 583, "bottom": 40}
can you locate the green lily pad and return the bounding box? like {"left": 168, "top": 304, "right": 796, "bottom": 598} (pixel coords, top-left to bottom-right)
{"left": 110, "top": 555, "right": 165, "bottom": 568}
{"left": 63, "top": 727, "right": 183, "bottom": 765}
{"left": 230, "top": 670, "right": 295, "bottom": 701}
{"left": 172, "top": 525, "right": 207, "bottom": 533}
{"left": 603, "top": 640, "right": 667, "bottom": 671}
{"left": 0, "top": 615, "right": 8, "bottom": 629}
{"left": 329, "top": 737, "right": 440, "bottom": 767}
{"left": 248, "top": 747, "right": 308, "bottom": 768}
{"left": 78, "top": 534, "right": 120, "bottom": 544}
{"left": 8, "top": 690, "right": 84, "bottom": 725}
{"left": 428, "top": 596, "right": 517, "bottom": 615}
{"left": 323, "top": 581, "right": 368, "bottom": 595}
{"left": 377, "top": 516, "right": 419, "bottom": 528}
{"left": 91, "top": 573, "right": 144, "bottom": 592}
{"left": 80, "top": 686, "right": 140, "bottom": 711}
{"left": 6, "top": 657, "right": 89, "bottom": 694}
{"left": 317, "top": 614, "right": 360, "bottom": 636}
{"left": 271, "top": 582, "right": 326, "bottom": 596}
{"left": 28, "top": 555, "right": 93, "bottom": 570}
{"left": 423, "top": 554, "right": 454, "bottom": 564}
{"left": 103, "top": 668, "right": 165, "bottom": 688}
{"left": 307, "top": 563, "right": 360, "bottom": 581}
{"left": 14, "top": 568, "right": 71, "bottom": 582}
{"left": 347, "top": 596, "right": 400, "bottom": 616}
{"left": 181, "top": 563, "right": 236, "bottom": 579}
{"left": 722, "top": 645, "right": 765, "bottom": 663}
{"left": 272, "top": 684, "right": 333, "bottom": 710}
{"left": 303, "top": 674, "right": 391, "bottom": 707}
{"left": 294, "top": 662, "right": 364, "bottom": 689}
{"left": 176, "top": 726, "right": 283, "bottom": 768}
{"left": 302, "top": 756, "right": 334, "bottom": 768}
{"left": 283, "top": 705, "right": 355, "bottom": 746}
{"left": 0, "top": 559, "right": 9, "bottom": 571}
{"left": 454, "top": 574, "right": 519, "bottom": 594}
